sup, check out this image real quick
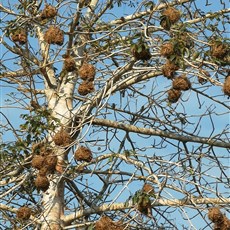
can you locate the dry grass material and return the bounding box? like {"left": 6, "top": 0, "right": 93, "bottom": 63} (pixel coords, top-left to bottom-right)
{"left": 38, "top": 166, "right": 49, "bottom": 176}
{"left": 142, "top": 184, "right": 155, "bottom": 196}
{"left": 16, "top": 206, "right": 31, "bottom": 220}
{"left": 74, "top": 146, "right": 92, "bottom": 162}
{"left": 131, "top": 44, "right": 151, "bottom": 61}
{"left": 172, "top": 75, "right": 191, "bottom": 91}
{"left": 34, "top": 175, "right": 50, "bottom": 192}
{"left": 223, "top": 75, "right": 230, "bottom": 96}
{"left": 79, "top": 62, "right": 96, "bottom": 81}
{"left": 168, "top": 89, "right": 181, "bottom": 103}
{"left": 44, "top": 26, "right": 64, "bottom": 46}
{"left": 162, "top": 7, "right": 180, "bottom": 24}
{"left": 78, "top": 81, "right": 94, "bottom": 96}
{"left": 162, "top": 61, "right": 179, "bottom": 79}
{"left": 44, "top": 155, "right": 57, "bottom": 172}
{"left": 11, "top": 29, "right": 27, "bottom": 45}
{"left": 64, "top": 56, "right": 76, "bottom": 72}
{"left": 211, "top": 42, "right": 228, "bottom": 59}
{"left": 160, "top": 42, "right": 174, "bottom": 57}
{"left": 31, "top": 155, "right": 45, "bottom": 170}
{"left": 53, "top": 129, "right": 72, "bottom": 147}
{"left": 41, "top": 4, "right": 57, "bottom": 19}
{"left": 137, "top": 195, "right": 152, "bottom": 216}
{"left": 95, "top": 216, "right": 124, "bottom": 230}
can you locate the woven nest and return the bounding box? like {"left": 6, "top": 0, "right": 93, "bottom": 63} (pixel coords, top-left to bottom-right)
{"left": 74, "top": 146, "right": 92, "bottom": 162}
{"left": 53, "top": 129, "right": 72, "bottom": 147}
{"left": 41, "top": 4, "right": 57, "bottom": 19}
{"left": 11, "top": 29, "right": 27, "bottom": 45}
{"left": 162, "top": 7, "right": 180, "bottom": 24}
{"left": 79, "top": 62, "right": 96, "bottom": 81}
{"left": 137, "top": 195, "right": 152, "bottom": 216}
{"left": 31, "top": 155, "right": 45, "bottom": 170}
{"left": 168, "top": 89, "right": 181, "bottom": 103}
{"left": 78, "top": 81, "right": 94, "bottom": 96}
{"left": 35, "top": 175, "right": 50, "bottom": 192}
{"left": 142, "top": 183, "right": 155, "bottom": 196}
{"left": 211, "top": 42, "right": 228, "bottom": 59}
{"left": 44, "top": 26, "right": 64, "bottom": 46}
{"left": 172, "top": 75, "right": 191, "bottom": 91}
{"left": 95, "top": 216, "right": 124, "bottom": 230}
{"left": 131, "top": 44, "right": 151, "bottom": 61}
{"left": 160, "top": 42, "right": 174, "bottom": 57}
{"left": 64, "top": 56, "right": 76, "bottom": 72}
{"left": 38, "top": 166, "right": 49, "bottom": 176}
{"left": 16, "top": 206, "right": 31, "bottom": 220}
{"left": 223, "top": 76, "right": 230, "bottom": 96}
{"left": 44, "top": 155, "right": 58, "bottom": 172}
{"left": 208, "top": 207, "right": 224, "bottom": 223}
{"left": 162, "top": 61, "right": 179, "bottom": 79}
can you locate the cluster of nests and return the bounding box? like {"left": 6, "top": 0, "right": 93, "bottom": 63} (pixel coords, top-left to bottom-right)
{"left": 95, "top": 216, "right": 125, "bottom": 230}
{"left": 208, "top": 207, "right": 230, "bottom": 230}
{"left": 11, "top": 29, "right": 27, "bottom": 45}
{"left": 160, "top": 7, "right": 181, "bottom": 30}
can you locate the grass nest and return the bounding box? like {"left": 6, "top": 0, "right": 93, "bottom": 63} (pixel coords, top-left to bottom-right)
{"left": 31, "top": 155, "right": 45, "bottom": 170}
{"left": 168, "top": 88, "right": 181, "bottom": 103}
{"left": 63, "top": 56, "right": 76, "bottom": 72}
{"left": 74, "top": 146, "right": 93, "bottom": 162}
{"left": 44, "top": 26, "right": 64, "bottom": 46}
{"left": 160, "top": 42, "right": 174, "bottom": 57}
{"left": 95, "top": 216, "right": 124, "bottom": 230}
{"left": 16, "top": 206, "right": 31, "bottom": 220}
{"left": 11, "top": 29, "right": 27, "bottom": 45}
{"left": 161, "top": 7, "right": 180, "bottom": 30}
{"left": 41, "top": 4, "right": 57, "bottom": 19}
{"left": 211, "top": 42, "right": 228, "bottom": 59}
{"left": 223, "top": 75, "right": 230, "bottom": 96}
{"left": 78, "top": 81, "right": 94, "bottom": 96}
{"left": 53, "top": 129, "right": 72, "bottom": 147}
{"left": 162, "top": 61, "right": 179, "bottom": 79}
{"left": 172, "top": 75, "right": 191, "bottom": 91}
{"left": 131, "top": 43, "right": 151, "bottom": 61}
{"left": 137, "top": 194, "right": 152, "bottom": 216}
{"left": 142, "top": 183, "right": 155, "bottom": 196}
{"left": 79, "top": 62, "right": 96, "bottom": 81}
{"left": 34, "top": 175, "right": 50, "bottom": 192}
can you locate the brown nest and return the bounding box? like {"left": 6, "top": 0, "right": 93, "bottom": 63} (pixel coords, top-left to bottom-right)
{"left": 160, "top": 42, "right": 174, "bottom": 57}
{"left": 44, "top": 26, "right": 64, "bottom": 46}
{"left": 44, "top": 155, "right": 58, "bottom": 172}
{"left": 16, "top": 206, "right": 31, "bottom": 220}
{"left": 211, "top": 42, "right": 228, "bottom": 59}
{"left": 78, "top": 81, "right": 94, "bottom": 96}
{"left": 162, "top": 7, "right": 180, "bottom": 24}
{"left": 162, "top": 61, "right": 179, "bottom": 79}
{"left": 79, "top": 62, "right": 96, "bottom": 81}
{"left": 38, "top": 166, "right": 49, "bottom": 176}
{"left": 223, "top": 75, "right": 230, "bottom": 96}
{"left": 34, "top": 175, "right": 50, "bottom": 192}
{"left": 172, "top": 75, "right": 191, "bottom": 91}
{"left": 31, "top": 155, "right": 45, "bottom": 170}
{"left": 95, "top": 216, "right": 124, "bottom": 230}
{"left": 53, "top": 129, "right": 72, "bottom": 147}
{"left": 11, "top": 29, "right": 27, "bottom": 45}
{"left": 137, "top": 194, "right": 152, "bottom": 216}
{"left": 142, "top": 183, "right": 155, "bottom": 196}
{"left": 64, "top": 56, "right": 76, "bottom": 72}
{"left": 41, "top": 4, "right": 57, "bottom": 19}
{"left": 74, "top": 146, "right": 93, "bottom": 162}
{"left": 168, "top": 89, "right": 181, "bottom": 103}
{"left": 131, "top": 44, "right": 151, "bottom": 61}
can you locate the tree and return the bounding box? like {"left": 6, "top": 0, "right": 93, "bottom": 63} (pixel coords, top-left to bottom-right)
{"left": 0, "top": 0, "right": 230, "bottom": 229}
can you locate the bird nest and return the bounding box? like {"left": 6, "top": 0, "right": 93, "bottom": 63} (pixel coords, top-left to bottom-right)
{"left": 44, "top": 26, "right": 64, "bottom": 46}
{"left": 211, "top": 42, "right": 228, "bottom": 59}
{"left": 34, "top": 175, "right": 50, "bottom": 192}
{"left": 131, "top": 43, "right": 151, "bottom": 61}
{"left": 79, "top": 62, "right": 96, "bottom": 81}
{"left": 74, "top": 146, "right": 93, "bottom": 162}
{"left": 162, "top": 7, "right": 180, "bottom": 24}
{"left": 142, "top": 183, "right": 155, "bottom": 196}
{"left": 160, "top": 42, "right": 174, "bottom": 58}
{"left": 172, "top": 75, "right": 191, "bottom": 91}
{"left": 167, "top": 88, "right": 181, "bottom": 103}
{"left": 78, "top": 81, "right": 94, "bottom": 96}
{"left": 16, "top": 206, "right": 31, "bottom": 220}
{"left": 223, "top": 75, "right": 230, "bottom": 96}
{"left": 41, "top": 4, "right": 57, "bottom": 19}
{"left": 162, "top": 61, "right": 179, "bottom": 79}
{"left": 64, "top": 56, "right": 76, "bottom": 72}
{"left": 11, "top": 29, "right": 27, "bottom": 45}
{"left": 53, "top": 129, "right": 72, "bottom": 147}
{"left": 95, "top": 216, "right": 124, "bottom": 230}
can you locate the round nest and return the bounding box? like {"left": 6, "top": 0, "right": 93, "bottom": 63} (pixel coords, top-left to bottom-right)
{"left": 95, "top": 216, "right": 124, "bottom": 230}
{"left": 34, "top": 175, "right": 50, "bottom": 192}
{"left": 31, "top": 155, "right": 45, "bottom": 170}
{"left": 44, "top": 155, "right": 58, "bottom": 172}
{"left": 211, "top": 42, "right": 228, "bottom": 59}
{"left": 41, "top": 4, "right": 57, "bottom": 19}
{"left": 172, "top": 75, "right": 191, "bottom": 91}
{"left": 16, "top": 206, "right": 31, "bottom": 220}
{"left": 162, "top": 7, "right": 180, "bottom": 24}
{"left": 160, "top": 43, "right": 174, "bottom": 57}
{"left": 44, "top": 26, "right": 64, "bottom": 46}
{"left": 142, "top": 183, "right": 155, "bottom": 196}
{"left": 137, "top": 195, "right": 152, "bottom": 216}
{"left": 53, "top": 129, "right": 72, "bottom": 147}
{"left": 162, "top": 61, "right": 179, "bottom": 79}
{"left": 74, "top": 146, "right": 93, "bottom": 162}
{"left": 38, "top": 166, "right": 49, "bottom": 176}
{"left": 79, "top": 62, "right": 96, "bottom": 81}
{"left": 78, "top": 81, "right": 94, "bottom": 96}
{"left": 64, "top": 56, "right": 76, "bottom": 72}
{"left": 131, "top": 44, "right": 151, "bottom": 61}
{"left": 168, "top": 89, "right": 181, "bottom": 103}
{"left": 208, "top": 207, "right": 224, "bottom": 223}
{"left": 223, "top": 75, "right": 230, "bottom": 96}
{"left": 11, "top": 29, "right": 27, "bottom": 45}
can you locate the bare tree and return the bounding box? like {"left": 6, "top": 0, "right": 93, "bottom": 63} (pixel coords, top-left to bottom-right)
{"left": 0, "top": 0, "right": 229, "bottom": 229}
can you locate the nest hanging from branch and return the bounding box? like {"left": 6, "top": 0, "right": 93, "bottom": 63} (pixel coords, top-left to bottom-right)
{"left": 16, "top": 206, "right": 31, "bottom": 220}
{"left": 34, "top": 175, "right": 50, "bottom": 192}
{"left": 74, "top": 146, "right": 93, "bottom": 162}
{"left": 223, "top": 75, "right": 230, "bottom": 96}
{"left": 172, "top": 75, "right": 191, "bottom": 91}
{"left": 95, "top": 216, "right": 125, "bottom": 230}
{"left": 11, "top": 29, "right": 27, "bottom": 45}
{"left": 79, "top": 62, "right": 96, "bottom": 81}
{"left": 44, "top": 26, "right": 64, "bottom": 46}
{"left": 168, "top": 88, "right": 181, "bottom": 103}
{"left": 160, "top": 42, "right": 174, "bottom": 57}
{"left": 162, "top": 61, "right": 179, "bottom": 79}
{"left": 78, "top": 81, "right": 95, "bottom": 96}
{"left": 53, "top": 129, "right": 72, "bottom": 147}
{"left": 41, "top": 4, "right": 57, "bottom": 19}
{"left": 63, "top": 56, "right": 76, "bottom": 72}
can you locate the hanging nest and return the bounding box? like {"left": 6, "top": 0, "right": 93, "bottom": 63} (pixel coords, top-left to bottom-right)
{"left": 137, "top": 194, "right": 152, "bottom": 216}
{"left": 41, "top": 4, "right": 57, "bottom": 19}
{"left": 31, "top": 155, "right": 45, "bottom": 170}
{"left": 95, "top": 216, "right": 124, "bottom": 230}
{"left": 160, "top": 42, "right": 174, "bottom": 57}
{"left": 162, "top": 61, "right": 179, "bottom": 79}
{"left": 44, "top": 155, "right": 58, "bottom": 172}
{"left": 172, "top": 75, "right": 191, "bottom": 91}
{"left": 64, "top": 56, "right": 76, "bottom": 72}
{"left": 162, "top": 7, "right": 180, "bottom": 24}
{"left": 34, "top": 175, "right": 50, "bottom": 192}
{"left": 78, "top": 81, "right": 94, "bottom": 96}
{"left": 79, "top": 62, "right": 96, "bottom": 81}
{"left": 44, "top": 26, "right": 64, "bottom": 46}
{"left": 210, "top": 42, "right": 228, "bottom": 59}
{"left": 74, "top": 146, "right": 93, "bottom": 162}
{"left": 11, "top": 29, "right": 27, "bottom": 45}
{"left": 131, "top": 43, "right": 151, "bottom": 61}
{"left": 223, "top": 75, "right": 230, "bottom": 96}
{"left": 142, "top": 183, "right": 155, "bottom": 196}
{"left": 16, "top": 206, "right": 31, "bottom": 220}
{"left": 38, "top": 166, "right": 49, "bottom": 176}
{"left": 53, "top": 129, "right": 72, "bottom": 147}
{"left": 168, "top": 89, "right": 181, "bottom": 103}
